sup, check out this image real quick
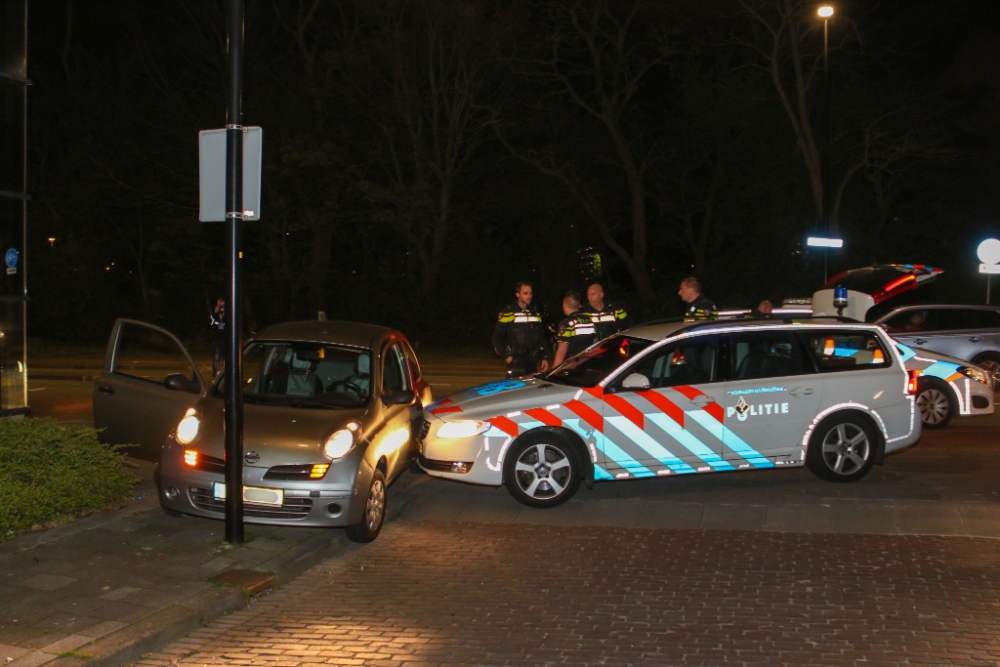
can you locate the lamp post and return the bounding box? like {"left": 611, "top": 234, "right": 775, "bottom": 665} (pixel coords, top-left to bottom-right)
{"left": 818, "top": 5, "right": 834, "bottom": 283}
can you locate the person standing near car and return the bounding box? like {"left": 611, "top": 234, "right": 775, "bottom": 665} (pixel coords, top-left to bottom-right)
{"left": 553, "top": 291, "right": 597, "bottom": 367}
{"left": 678, "top": 277, "right": 717, "bottom": 321}
{"left": 583, "top": 283, "right": 629, "bottom": 340}
{"left": 492, "top": 282, "right": 550, "bottom": 378}
{"left": 209, "top": 297, "right": 226, "bottom": 376}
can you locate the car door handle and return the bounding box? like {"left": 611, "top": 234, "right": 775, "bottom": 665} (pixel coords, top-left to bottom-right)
{"left": 914, "top": 338, "right": 927, "bottom": 345}
{"left": 97, "top": 385, "right": 115, "bottom": 395}
{"left": 691, "top": 396, "right": 716, "bottom": 408}
{"left": 790, "top": 387, "right": 814, "bottom": 397}
{"left": 969, "top": 336, "right": 982, "bottom": 343}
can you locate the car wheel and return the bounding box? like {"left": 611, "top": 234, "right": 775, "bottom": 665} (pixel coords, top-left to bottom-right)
{"left": 346, "top": 469, "right": 386, "bottom": 543}
{"left": 503, "top": 431, "right": 581, "bottom": 508}
{"left": 805, "top": 414, "right": 877, "bottom": 483}
{"left": 915, "top": 379, "right": 954, "bottom": 429}
{"left": 971, "top": 352, "right": 1000, "bottom": 384}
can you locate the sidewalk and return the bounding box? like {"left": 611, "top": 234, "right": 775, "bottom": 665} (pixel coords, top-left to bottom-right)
{"left": 0, "top": 461, "right": 403, "bottom": 667}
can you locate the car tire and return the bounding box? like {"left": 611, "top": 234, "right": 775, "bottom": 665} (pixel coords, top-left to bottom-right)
{"left": 915, "top": 378, "right": 955, "bottom": 429}
{"left": 805, "top": 413, "right": 877, "bottom": 483}
{"left": 503, "top": 431, "right": 582, "bottom": 508}
{"left": 347, "top": 469, "right": 387, "bottom": 543}
{"left": 971, "top": 352, "right": 1000, "bottom": 384}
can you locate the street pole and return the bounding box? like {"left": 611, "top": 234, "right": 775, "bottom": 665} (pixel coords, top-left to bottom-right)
{"left": 822, "top": 15, "right": 830, "bottom": 284}
{"left": 224, "top": 0, "right": 245, "bottom": 545}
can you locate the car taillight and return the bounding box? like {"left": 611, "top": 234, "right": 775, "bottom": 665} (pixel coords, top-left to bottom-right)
{"left": 906, "top": 370, "right": 920, "bottom": 396}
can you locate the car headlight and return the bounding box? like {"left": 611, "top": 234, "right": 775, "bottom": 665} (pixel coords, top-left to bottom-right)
{"left": 175, "top": 409, "right": 200, "bottom": 445}
{"left": 959, "top": 365, "right": 992, "bottom": 387}
{"left": 437, "top": 420, "right": 489, "bottom": 439}
{"left": 324, "top": 422, "right": 359, "bottom": 459}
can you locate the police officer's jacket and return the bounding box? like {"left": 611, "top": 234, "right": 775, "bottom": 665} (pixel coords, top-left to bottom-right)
{"left": 683, "top": 294, "right": 718, "bottom": 321}
{"left": 492, "top": 302, "right": 548, "bottom": 361}
{"left": 556, "top": 311, "right": 597, "bottom": 358}
{"left": 583, "top": 302, "right": 629, "bottom": 340}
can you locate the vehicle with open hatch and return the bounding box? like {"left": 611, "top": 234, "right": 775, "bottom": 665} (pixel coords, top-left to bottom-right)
{"left": 420, "top": 318, "right": 921, "bottom": 508}
{"left": 93, "top": 319, "right": 431, "bottom": 542}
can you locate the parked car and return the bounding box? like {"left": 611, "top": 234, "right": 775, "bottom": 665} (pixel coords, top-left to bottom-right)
{"left": 93, "top": 319, "right": 431, "bottom": 542}
{"left": 897, "top": 344, "right": 995, "bottom": 429}
{"left": 875, "top": 305, "right": 1000, "bottom": 382}
{"left": 421, "top": 319, "right": 921, "bottom": 508}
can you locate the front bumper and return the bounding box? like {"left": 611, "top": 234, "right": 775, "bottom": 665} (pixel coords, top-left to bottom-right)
{"left": 158, "top": 457, "right": 372, "bottom": 528}
{"left": 419, "top": 422, "right": 506, "bottom": 487}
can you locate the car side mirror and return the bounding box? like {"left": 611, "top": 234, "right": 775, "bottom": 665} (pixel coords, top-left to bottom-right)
{"left": 383, "top": 389, "right": 416, "bottom": 406}
{"left": 621, "top": 372, "right": 651, "bottom": 390}
{"left": 164, "top": 373, "right": 201, "bottom": 394}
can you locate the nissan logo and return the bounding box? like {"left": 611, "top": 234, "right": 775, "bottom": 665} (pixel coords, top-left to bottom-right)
{"left": 244, "top": 451, "right": 260, "bottom": 464}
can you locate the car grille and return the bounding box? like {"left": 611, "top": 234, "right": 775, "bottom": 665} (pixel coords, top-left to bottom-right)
{"left": 187, "top": 487, "right": 313, "bottom": 520}
{"left": 263, "top": 465, "right": 315, "bottom": 481}
{"left": 193, "top": 454, "right": 226, "bottom": 474}
{"left": 418, "top": 456, "right": 473, "bottom": 474}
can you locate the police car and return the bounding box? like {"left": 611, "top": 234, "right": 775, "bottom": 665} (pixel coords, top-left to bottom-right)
{"left": 898, "top": 344, "right": 995, "bottom": 429}
{"left": 420, "top": 319, "right": 921, "bottom": 507}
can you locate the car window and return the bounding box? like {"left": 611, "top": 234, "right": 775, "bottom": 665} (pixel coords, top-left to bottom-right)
{"left": 402, "top": 342, "right": 422, "bottom": 382}
{"left": 113, "top": 322, "right": 196, "bottom": 383}
{"left": 545, "top": 335, "right": 654, "bottom": 387}
{"left": 726, "top": 331, "right": 813, "bottom": 380}
{"left": 882, "top": 309, "right": 930, "bottom": 333}
{"left": 219, "top": 341, "right": 372, "bottom": 407}
{"left": 616, "top": 336, "right": 719, "bottom": 389}
{"left": 382, "top": 344, "right": 411, "bottom": 396}
{"left": 801, "top": 330, "right": 891, "bottom": 372}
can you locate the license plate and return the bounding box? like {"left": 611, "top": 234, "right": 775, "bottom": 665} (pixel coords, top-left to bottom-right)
{"left": 213, "top": 483, "right": 284, "bottom": 506}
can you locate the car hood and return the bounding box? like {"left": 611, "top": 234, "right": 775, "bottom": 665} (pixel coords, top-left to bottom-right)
{"left": 427, "top": 377, "right": 582, "bottom": 422}
{"left": 192, "top": 396, "right": 369, "bottom": 466}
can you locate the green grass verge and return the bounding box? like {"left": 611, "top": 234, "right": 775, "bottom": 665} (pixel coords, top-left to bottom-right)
{"left": 0, "top": 418, "right": 138, "bottom": 539}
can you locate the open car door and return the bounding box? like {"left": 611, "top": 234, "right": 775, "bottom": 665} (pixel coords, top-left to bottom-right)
{"left": 93, "top": 319, "right": 205, "bottom": 459}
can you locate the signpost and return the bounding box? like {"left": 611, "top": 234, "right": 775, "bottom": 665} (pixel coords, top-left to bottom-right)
{"left": 978, "top": 238, "right": 1000, "bottom": 305}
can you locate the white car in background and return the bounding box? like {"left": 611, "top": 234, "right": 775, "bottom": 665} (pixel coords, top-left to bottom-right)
{"left": 421, "top": 319, "right": 921, "bottom": 508}
{"left": 897, "top": 344, "right": 995, "bottom": 429}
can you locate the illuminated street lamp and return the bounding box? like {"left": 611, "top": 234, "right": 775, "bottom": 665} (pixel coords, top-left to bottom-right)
{"left": 818, "top": 5, "right": 834, "bottom": 281}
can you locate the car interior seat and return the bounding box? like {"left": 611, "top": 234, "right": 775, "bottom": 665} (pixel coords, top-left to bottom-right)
{"left": 286, "top": 351, "right": 323, "bottom": 396}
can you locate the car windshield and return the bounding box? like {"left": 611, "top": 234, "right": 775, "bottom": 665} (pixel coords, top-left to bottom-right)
{"left": 215, "top": 341, "right": 372, "bottom": 408}
{"left": 545, "top": 335, "right": 654, "bottom": 387}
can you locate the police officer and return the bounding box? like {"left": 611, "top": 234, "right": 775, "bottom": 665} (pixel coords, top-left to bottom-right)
{"left": 678, "top": 277, "right": 717, "bottom": 321}
{"left": 209, "top": 297, "right": 226, "bottom": 376}
{"left": 492, "top": 282, "right": 549, "bottom": 378}
{"left": 746, "top": 300, "right": 774, "bottom": 319}
{"left": 583, "top": 283, "right": 629, "bottom": 340}
{"left": 553, "top": 291, "right": 596, "bottom": 367}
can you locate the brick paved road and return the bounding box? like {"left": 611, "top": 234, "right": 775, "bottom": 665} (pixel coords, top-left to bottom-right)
{"left": 140, "top": 521, "right": 1000, "bottom": 667}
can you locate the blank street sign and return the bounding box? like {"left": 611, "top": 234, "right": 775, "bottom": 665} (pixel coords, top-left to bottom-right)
{"left": 199, "top": 127, "right": 262, "bottom": 222}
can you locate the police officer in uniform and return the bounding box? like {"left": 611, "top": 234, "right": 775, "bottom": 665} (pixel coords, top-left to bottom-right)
{"left": 678, "top": 277, "right": 717, "bottom": 321}
{"left": 583, "top": 283, "right": 629, "bottom": 340}
{"left": 553, "top": 291, "right": 596, "bottom": 367}
{"left": 492, "top": 282, "right": 549, "bottom": 378}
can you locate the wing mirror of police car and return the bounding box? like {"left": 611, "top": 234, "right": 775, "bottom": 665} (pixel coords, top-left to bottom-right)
{"left": 383, "top": 389, "right": 416, "bottom": 406}
{"left": 164, "top": 373, "right": 201, "bottom": 394}
{"left": 620, "top": 373, "right": 651, "bottom": 390}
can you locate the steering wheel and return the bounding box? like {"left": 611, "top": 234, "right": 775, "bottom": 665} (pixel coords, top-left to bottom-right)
{"left": 329, "top": 380, "right": 364, "bottom": 399}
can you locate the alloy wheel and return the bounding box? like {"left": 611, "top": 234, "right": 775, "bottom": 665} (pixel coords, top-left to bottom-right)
{"left": 820, "top": 423, "right": 871, "bottom": 476}
{"left": 513, "top": 443, "right": 573, "bottom": 500}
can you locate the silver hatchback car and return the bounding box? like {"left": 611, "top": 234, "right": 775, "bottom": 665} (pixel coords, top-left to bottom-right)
{"left": 93, "top": 319, "right": 431, "bottom": 542}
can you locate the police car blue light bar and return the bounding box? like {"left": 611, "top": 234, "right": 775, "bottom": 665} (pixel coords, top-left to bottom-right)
{"left": 807, "top": 236, "right": 844, "bottom": 248}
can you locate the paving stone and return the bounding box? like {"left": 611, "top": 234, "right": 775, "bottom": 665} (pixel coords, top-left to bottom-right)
{"left": 635, "top": 502, "right": 704, "bottom": 529}
{"left": 8, "top": 651, "right": 56, "bottom": 667}
{"left": 99, "top": 586, "right": 142, "bottom": 601}
{"left": 700, "top": 503, "right": 766, "bottom": 530}
{"left": 15, "top": 576, "right": 76, "bottom": 592}
{"left": 0, "top": 643, "right": 30, "bottom": 660}
{"left": 77, "top": 620, "right": 126, "bottom": 639}
{"left": 41, "top": 634, "right": 91, "bottom": 652}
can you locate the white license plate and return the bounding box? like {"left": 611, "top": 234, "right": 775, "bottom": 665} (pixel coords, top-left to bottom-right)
{"left": 213, "top": 483, "right": 284, "bottom": 507}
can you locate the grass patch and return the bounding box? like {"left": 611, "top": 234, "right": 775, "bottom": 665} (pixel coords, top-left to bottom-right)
{"left": 0, "top": 418, "right": 138, "bottom": 540}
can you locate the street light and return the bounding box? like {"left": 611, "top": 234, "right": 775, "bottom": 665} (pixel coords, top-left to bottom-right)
{"left": 818, "top": 5, "right": 834, "bottom": 282}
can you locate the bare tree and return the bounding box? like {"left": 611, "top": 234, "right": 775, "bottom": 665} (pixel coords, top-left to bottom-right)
{"left": 498, "top": 0, "right": 675, "bottom": 302}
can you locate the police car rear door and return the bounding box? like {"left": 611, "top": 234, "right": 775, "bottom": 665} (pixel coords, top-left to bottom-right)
{"left": 718, "top": 328, "right": 822, "bottom": 467}
{"left": 602, "top": 334, "right": 731, "bottom": 476}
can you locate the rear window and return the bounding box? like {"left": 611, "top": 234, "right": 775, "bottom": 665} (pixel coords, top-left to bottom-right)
{"left": 801, "top": 330, "right": 892, "bottom": 372}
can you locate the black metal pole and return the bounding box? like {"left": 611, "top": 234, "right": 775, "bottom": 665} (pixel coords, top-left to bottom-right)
{"left": 224, "top": 0, "right": 245, "bottom": 545}
{"left": 822, "top": 17, "right": 830, "bottom": 284}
